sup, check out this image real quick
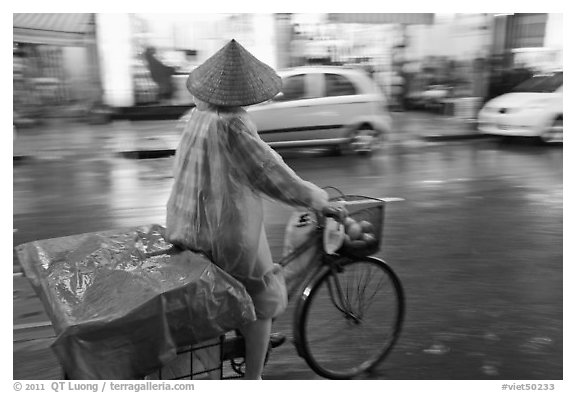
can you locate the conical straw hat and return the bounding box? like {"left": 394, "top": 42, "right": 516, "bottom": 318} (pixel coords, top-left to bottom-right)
{"left": 186, "top": 39, "right": 282, "bottom": 107}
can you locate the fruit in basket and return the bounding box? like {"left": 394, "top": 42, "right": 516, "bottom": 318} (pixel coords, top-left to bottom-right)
{"left": 359, "top": 220, "right": 374, "bottom": 234}
{"left": 343, "top": 234, "right": 351, "bottom": 247}
{"left": 343, "top": 235, "right": 366, "bottom": 248}
{"left": 346, "top": 222, "right": 363, "bottom": 240}
{"left": 344, "top": 217, "right": 356, "bottom": 230}
{"left": 362, "top": 232, "right": 376, "bottom": 245}
{"left": 341, "top": 216, "right": 378, "bottom": 252}
{"left": 349, "top": 240, "right": 367, "bottom": 248}
{"left": 343, "top": 234, "right": 364, "bottom": 245}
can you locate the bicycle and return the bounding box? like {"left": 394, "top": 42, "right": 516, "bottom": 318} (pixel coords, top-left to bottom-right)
{"left": 219, "top": 188, "right": 406, "bottom": 380}
{"left": 17, "top": 189, "right": 404, "bottom": 380}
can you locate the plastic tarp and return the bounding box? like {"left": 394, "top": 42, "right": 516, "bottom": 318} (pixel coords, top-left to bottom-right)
{"left": 15, "top": 224, "right": 256, "bottom": 380}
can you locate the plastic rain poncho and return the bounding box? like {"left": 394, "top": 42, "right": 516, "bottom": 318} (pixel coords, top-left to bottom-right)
{"left": 166, "top": 106, "right": 328, "bottom": 319}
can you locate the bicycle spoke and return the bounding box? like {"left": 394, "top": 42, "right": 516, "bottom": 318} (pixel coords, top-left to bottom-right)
{"left": 359, "top": 274, "right": 390, "bottom": 316}
{"left": 354, "top": 265, "right": 372, "bottom": 317}
{"left": 308, "top": 285, "right": 361, "bottom": 327}
{"left": 342, "top": 264, "right": 390, "bottom": 320}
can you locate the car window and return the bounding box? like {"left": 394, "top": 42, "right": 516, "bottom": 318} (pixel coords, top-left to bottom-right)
{"left": 512, "top": 72, "right": 563, "bottom": 93}
{"left": 324, "top": 73, "right": 357, "bottom": 97}
{"left": 275, "top": 74, "right": 307, "bottom": 101}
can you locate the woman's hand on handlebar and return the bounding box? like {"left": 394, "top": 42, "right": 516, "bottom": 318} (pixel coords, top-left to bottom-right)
{"left": 321, "top": 202, "right": 348, "bottom": 223}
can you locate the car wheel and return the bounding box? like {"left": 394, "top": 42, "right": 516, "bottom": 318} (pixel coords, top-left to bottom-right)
{"left": 540, "top": 117, "right": 563, "bottom": 144}
{"left": 347, "top": 125, "right": 382, "bottom": 155}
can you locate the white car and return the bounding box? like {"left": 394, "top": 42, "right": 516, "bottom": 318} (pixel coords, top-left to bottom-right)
{"left": 247, "top": 66, "right": 392, "bottom": 154}
{"left": 477, "top": 71, "right": 563, "bottom": 143}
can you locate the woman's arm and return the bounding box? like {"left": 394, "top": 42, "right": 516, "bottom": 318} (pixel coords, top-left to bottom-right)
{"left": 223, "top": 116, "right": 329, "bottom": 211}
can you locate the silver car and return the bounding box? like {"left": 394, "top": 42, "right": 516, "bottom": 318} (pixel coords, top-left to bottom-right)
{"left": 247, "top": 66, "right": 392, "bottom": 154}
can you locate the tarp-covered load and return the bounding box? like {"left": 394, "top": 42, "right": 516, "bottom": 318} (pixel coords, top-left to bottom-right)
{"left": 15, "top": 224, "right": 256, "bottom": 379}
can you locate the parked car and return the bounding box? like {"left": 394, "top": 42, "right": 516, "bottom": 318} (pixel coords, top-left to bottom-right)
{"left": 246, "top": 66, "right": 392, "bottom": 154}
{"left": 477, "top": 71, "right": 563, "bottom": 143}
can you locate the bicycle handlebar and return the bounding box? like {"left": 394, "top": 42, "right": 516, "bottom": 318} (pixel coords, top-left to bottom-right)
{"left": 320, "top": 205, "right": 348, "bottom": 224}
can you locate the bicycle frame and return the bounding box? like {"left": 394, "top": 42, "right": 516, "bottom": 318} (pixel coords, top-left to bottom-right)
{"left": 291, "top": 251, "right": 386, "bottom": 359}
{"left": 275, "top": 207, "right": 357, "bottom": 349}
{"left": 324, "top": 258, "right": 362, "bottom": 322}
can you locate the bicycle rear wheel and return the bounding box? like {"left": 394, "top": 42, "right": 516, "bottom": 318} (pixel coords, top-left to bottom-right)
{"left": 294, "top": 257, "right": 404, "bottom": 379}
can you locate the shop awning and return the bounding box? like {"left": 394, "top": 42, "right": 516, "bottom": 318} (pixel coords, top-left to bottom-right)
{"left": 327, "top": 13, "right": 434, "bottom": 25}
{"left": 13, "top": 13, "right": 95, "bottom": 46}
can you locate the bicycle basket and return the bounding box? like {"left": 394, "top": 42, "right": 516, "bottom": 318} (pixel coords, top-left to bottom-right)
{"left": 331, "top": 195, "right": 386, "bottom": 258}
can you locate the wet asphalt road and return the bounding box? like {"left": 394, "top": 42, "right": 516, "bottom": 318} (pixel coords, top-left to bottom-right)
{"left": 13, "top": 135, "right": 562, "bottom": 380}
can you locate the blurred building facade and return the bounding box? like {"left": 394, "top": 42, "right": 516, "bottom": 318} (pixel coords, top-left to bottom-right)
{"left": 395, "top": 13, "right": 562, "bottom": 112}
{"left": 487, "top": 13, "right": 562, "bottom": 101}
{"left": 94, "top": 13, "right": 281, "bottom": 107}
{"left": 93, "top": 13, "right": 438, "bottom": 109}
{"left": 492, "top": 13, "right": 563, "bottom": 70}
{"left": 13, "top": 13, "right": 101, "bottom": 122}
{"left": 13, "top": 13, "right": 563, "bottom": 117}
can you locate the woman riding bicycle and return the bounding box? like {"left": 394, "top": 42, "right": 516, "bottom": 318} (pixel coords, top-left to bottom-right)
{"left": 165, "top": 39, "right": 343, "bottom": 380}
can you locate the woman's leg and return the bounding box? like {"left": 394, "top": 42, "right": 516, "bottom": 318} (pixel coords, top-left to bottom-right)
{"left": 238, "top": 318, "right": 272, "bottom": 380}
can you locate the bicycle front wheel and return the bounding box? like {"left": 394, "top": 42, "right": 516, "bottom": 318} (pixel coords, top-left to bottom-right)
{"left": 294, "top": 257, "right": 404, "bottom": 379}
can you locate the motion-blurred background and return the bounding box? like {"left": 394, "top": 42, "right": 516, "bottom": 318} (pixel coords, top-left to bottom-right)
{"left": 13, "top": 13, "right": 562, "bottom": 124}
{"left": 13, "top": 13, "right": 563, "bottom": 381}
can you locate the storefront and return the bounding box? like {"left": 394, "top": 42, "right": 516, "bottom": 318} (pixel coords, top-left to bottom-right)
{"left": 13, "top": 13, "right": 100, "bottom": 120}
{"left": 95, "top": 13, "right": 278, "bottom": 109}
